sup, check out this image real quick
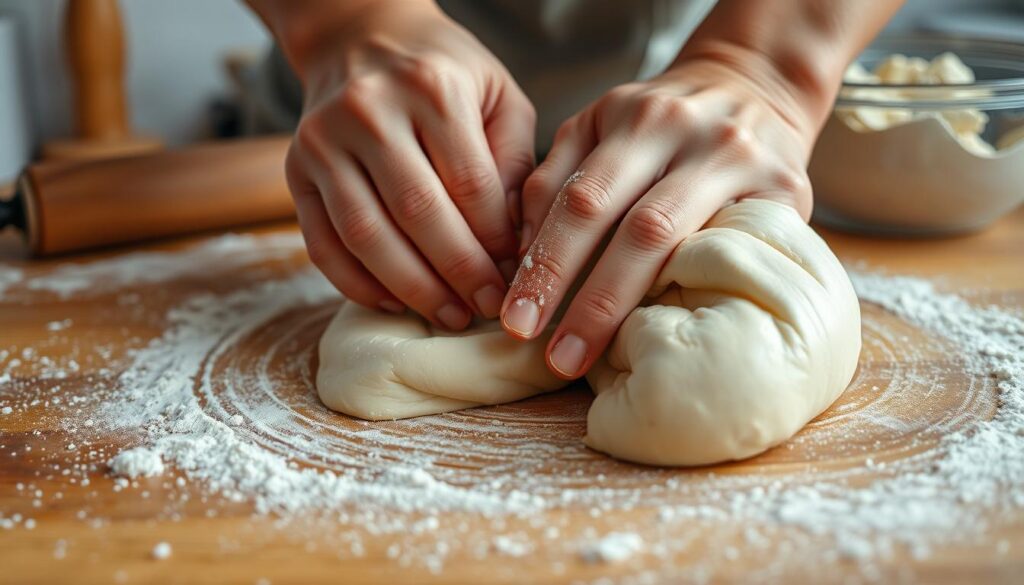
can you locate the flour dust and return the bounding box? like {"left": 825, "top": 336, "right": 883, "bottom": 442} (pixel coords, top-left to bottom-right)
{"left": 0, "top": 232, "right": 1021, "bottom": 581}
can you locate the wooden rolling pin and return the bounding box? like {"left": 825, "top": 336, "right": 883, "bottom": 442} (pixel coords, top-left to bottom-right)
{"left": 1, "top": 136, "right": 294, "bottom": 256}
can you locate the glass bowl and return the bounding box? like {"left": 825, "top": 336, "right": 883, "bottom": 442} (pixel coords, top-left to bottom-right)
{"left": 808, "top": 34, "right": 1024, "bottom": 236}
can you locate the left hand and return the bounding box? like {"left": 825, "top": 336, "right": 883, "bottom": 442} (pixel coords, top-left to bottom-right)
{"left": 501, "top": 57, "right": 818, "bottom": 379}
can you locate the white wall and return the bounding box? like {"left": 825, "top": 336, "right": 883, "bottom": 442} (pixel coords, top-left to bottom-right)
{"left": 0, "top": 0, "right": 268, "bottom": 149}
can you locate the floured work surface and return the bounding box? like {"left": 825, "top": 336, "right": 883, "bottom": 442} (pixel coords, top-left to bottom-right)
{"left": 0, "top": 211, "right": 1022, "bottom": 584}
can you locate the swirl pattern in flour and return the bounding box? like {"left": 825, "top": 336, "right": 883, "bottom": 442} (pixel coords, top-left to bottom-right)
{"left": 317, "top": 199, "right": 861, "bottom": 466}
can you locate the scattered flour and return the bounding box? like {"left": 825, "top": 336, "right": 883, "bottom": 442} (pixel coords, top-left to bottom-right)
{"left": 1, "top": 231, "right": 1022, "bottom": 580}
{"left": 580, "top": 532, "right": 644, "bottom": 564}
{"left": 0, "top": 233, "right": 302, "bottom": 299}
{"left": 46, "top": 319, "right": 73, "bottom": 332}
{"left": 108, "top": 447, "right": 165, "bottom": 478}
{"left": 0, "top": 265, "right": 23, "bottom": 297}
{"left": 492, "top": 535, "right": 533, "bottom": 557}
{"left": 151, "top": 541, "right": 172, "bottom": 560}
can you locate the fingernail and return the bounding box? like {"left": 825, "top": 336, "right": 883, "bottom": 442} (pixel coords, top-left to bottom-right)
{"left": 473, "top": 284, "right": 504, "bottom": 319}
{"left": 518, "top": 223, "right": 533, "bottom": 258}
{"left": 499, "top": 259, "right": 517, "bottom": 283}
{"left": 379, "top": 300, "right": 405, "bottom": 314}
{"left": 550, "top": 333, "right": 587, "bottom": 378}
{"left": 503, "top": 298, "right": 539, "bottom": 337}
{"left": 437, "top": 303, "right": 471, "bottom": 330}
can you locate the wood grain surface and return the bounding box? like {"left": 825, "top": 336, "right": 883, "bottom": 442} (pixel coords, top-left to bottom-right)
{"left": 0, "top": 208, "right": 1022, "bottom": 585}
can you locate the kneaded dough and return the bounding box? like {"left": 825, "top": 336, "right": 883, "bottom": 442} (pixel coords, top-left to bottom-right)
{"left": 317, "top": 199, "right": 861, "bottom": 466}
{"left": 585, "top": 200, "right": 861, "bottom": 465}
{"left": 316, "top": 305, "right": 564, "bottom": 420}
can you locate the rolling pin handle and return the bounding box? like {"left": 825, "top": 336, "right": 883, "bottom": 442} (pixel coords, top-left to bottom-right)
{"left": 0, "top": 185, "right": 26, "bottom": 234}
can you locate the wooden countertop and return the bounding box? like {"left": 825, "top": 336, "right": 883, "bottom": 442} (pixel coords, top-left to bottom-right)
{"left": 1, "top": 208, "right": 1022, "bottom": 585}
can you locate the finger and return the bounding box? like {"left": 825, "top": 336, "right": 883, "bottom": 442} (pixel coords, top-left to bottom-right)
{"left": 484, "top": 85, "right": 537, "bottom": 229}
{"left": 294, "top": 191, "right": 404, "bottom": 313}
{"left": 545, "top": 170, "right": 734, "bottom": 379}
{"left": 285, "top": 156, "right": 404, "bottom": 313}
{"left": 500, "top": 134, "right": 671, "bottom": 341}
{"left": 518, "top": 112, "right": 596, "bottom": 258}
{"left": 307, "top": 152, "right": 474, "bottom": 330}
{"left": 506, "top": 187, "right": 522, "bottom": 236}
{"left": 416, "top": 101, "right": 519, "bottom": 280}
{"left": 359, "top": 131, "right": 510, "bottom": 319}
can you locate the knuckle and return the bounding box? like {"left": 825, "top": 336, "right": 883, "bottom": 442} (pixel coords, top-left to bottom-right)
{"left": 561, "top": 178, "right": 613, "bottom": 222}
{"left": 501, "top": 149, "right": 537, "bottom": 179}
{"left": 576, "top": 286, "right": 621, "bottom": 323}
{"left": 526, "top": 250, "right": 569, "bottom": 283}
{"left": 447, "top": 162, "right": 499, "bottom": 205}
{"left": 392, "top": 278, "right": 435, "bottom": 308}
{"left": 439, "top": 248, "right": 482, "bottom": 282}
{"left": 303, "top": 237, "right": 333, "bottom": 269}
{"left": 552, "top": 118, "right": 578, "bottom": 143}
{"left": 711, "top": 119, "right": 740, "bottom": 144}
{"left": 635, "top": 94, "right": 693, "bottom": 127}
{"left": 623, "top": 203, "right": 679, "bottom": 250}
{"left": 406, "top": 54, "right": 460, "bottom": 99}
{"left": 338, "top": 210, "right": 385, "bottom": 252}
{"left": 521, "top": 172, "right": 550, "bottom": 205}
{"left": 605, "top": 84, "right": 636, "bottom": 102}
{"left": 339, "top": 76, "right": 376, "bottom": 111}
{"left": 595, "top": 85, "right": 631, "bottom": 115}
{"left": 773, "top": 167, "right": 810, "bottom": 194}
{"left": 337, "top": 78, "right": 387, "bottom": 139}
{"left": 293, "top": 119, "right": 326, "bottom": 158}
{"left": 712, "top": 121, "right": 756, "bottom": 156}
{"left": 393, "top": 183, "right": 442, "bottom": 226}
{"left": 284, "top": 145, "right": 307, "bottom": 190}
{"left": 411, "top": 53, "right": 451, "bottom": 77}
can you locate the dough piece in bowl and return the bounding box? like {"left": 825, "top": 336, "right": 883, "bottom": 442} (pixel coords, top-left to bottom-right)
{"left": 317, "top": 304, "right": 563, "bottom": 420}
{"left": 585, "top": 199, "right": 861, "bottom": 466}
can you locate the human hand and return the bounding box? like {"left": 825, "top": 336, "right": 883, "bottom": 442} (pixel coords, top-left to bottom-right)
{"left": 285, "top": 1, "right": 535, "bottom": 329}
{"left": 503, "top": 57, "right": 818, "bottom": 378}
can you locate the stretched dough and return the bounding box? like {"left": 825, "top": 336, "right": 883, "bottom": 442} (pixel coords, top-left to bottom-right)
{"left": 316, "top": 306, "right": 564, "bottom": 420}
{"left": 317, "top": 199, "right": 861, "bottom": 465}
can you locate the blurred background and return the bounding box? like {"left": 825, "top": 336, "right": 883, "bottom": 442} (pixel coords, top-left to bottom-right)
{"left": 0, "top": 0, "right": 1022, "bottom": 183}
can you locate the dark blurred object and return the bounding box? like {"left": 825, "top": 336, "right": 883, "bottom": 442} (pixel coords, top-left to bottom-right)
{"left": 208, "top": 97, "right": 245, "bottom": 139}
{"left": 206, "top": 47, "right": 299, "bottom": 140}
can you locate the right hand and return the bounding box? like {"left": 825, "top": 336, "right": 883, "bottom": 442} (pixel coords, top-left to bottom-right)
{"left": 285, "top": 1, "right": 535, "bottom": 329}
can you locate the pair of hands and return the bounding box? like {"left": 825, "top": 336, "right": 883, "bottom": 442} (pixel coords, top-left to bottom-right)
{"left": 287, "top": 2, "right": 816, "bottom": 379}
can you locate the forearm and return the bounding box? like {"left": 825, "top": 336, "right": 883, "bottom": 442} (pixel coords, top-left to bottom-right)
{"left": 677, "top": 0, "right": 904, "bottom": 136}
{"left": 244, "top": 0, "right": 435, "bottom": 79}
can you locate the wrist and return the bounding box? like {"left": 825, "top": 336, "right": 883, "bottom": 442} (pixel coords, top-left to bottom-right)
{"left": 249, "top": 0, "right": 440, "bottom": 81}
{"left": 673, "top": 39, "right": 838, "bottom": 139}
{"left": 674, "top": 0, "right": 903, "bottom": 139}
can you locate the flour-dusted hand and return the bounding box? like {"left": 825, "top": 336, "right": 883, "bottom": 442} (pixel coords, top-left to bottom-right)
{"left": 505, "top": 58, "right": 815, "bottom": 378}
{"left": 251, "top": 0, "right": 535, "bottom": 328}
{"left": 501, "top": 0, "right": 902, "bottom": 378}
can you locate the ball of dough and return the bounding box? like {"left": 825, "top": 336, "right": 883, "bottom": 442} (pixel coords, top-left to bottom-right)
{"left": 584, "top": 199, "right": 861, "bottom": 465}
{"left": 317, "top": 199, "right": 861, "bottom": 466}
{"left": 317, "top": 303, "right": 562, "bottom": 420}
